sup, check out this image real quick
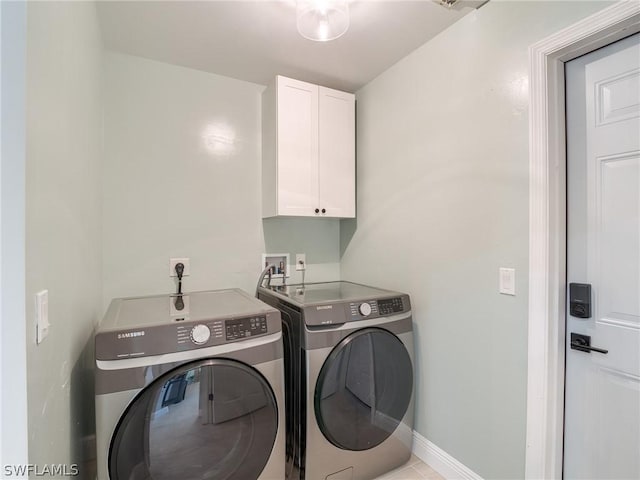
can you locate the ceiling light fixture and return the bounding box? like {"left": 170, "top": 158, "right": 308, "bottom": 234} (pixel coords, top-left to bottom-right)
{"left": 296, "top": 0, "right": 349, "bottom": 42}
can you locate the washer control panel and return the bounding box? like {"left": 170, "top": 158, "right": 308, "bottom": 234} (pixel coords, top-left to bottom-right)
{"left": 348, "top": 297, "right": 404, "bottom": 320}
{"left": 350, "top": 301, "right": 378, "bottom": 318}
{"left": 378, "top": 297, "right": 404, "bottom": 315}
{"left": 225, "top": 316, "right": 268, "bottom": 341}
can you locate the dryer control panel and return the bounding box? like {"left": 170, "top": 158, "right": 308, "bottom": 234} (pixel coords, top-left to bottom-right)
{"left": 95, "top": 290, "right": 282, "bottom": 360}
{"left": 177, "top": 320, "right": 224, "bottom": 348}
{"left": 96, "top": 311, "right": 280, "bottom": 360}
{"left": 225, "top": 316, "right": 268, "bottom": 340}
{"left": 176, "top": 315, "right": 269, "bottom": 349}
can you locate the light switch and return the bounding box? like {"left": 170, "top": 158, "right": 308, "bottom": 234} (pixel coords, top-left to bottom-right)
{"left": 499, "top": 268, "right": 516, "bottom": 296}
{"left": 36, "top": 290, "right": 50, "bottom": 344}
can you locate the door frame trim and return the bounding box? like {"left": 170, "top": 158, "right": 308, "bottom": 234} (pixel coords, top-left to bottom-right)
{"left": 526, "top": 2, "right": 640, "bottom": 479}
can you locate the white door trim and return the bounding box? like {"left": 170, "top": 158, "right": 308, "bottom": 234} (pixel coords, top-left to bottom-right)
{"left": 526, "top": 2, "right": 640, "bottom": 479}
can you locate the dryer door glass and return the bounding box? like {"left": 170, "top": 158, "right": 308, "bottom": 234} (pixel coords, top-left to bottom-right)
{"left": 314, "top": 328, "right": 413, "bottom": 451}
{"left": 109, "top": 359, "right": 278, "bottom": 480}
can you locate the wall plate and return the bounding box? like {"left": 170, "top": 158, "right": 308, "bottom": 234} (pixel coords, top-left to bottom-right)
{"left": 36, "top": 290, "right": 50, "bottom": 344}
{"left": 499, "top": 267, "right": 516, "bottom": 295}
{"left": 296, "top": 253, "right": 306, "bottom": 271}
{"left": 170, "top": 258, "right": 190, "bottom": 277}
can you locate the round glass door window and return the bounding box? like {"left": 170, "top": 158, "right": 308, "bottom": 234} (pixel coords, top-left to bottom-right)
{"left": 109, "top": 359, "right": 278, "bottom": 480}
{"left": 314, "top": 328, "right": 413, "bottom": 451}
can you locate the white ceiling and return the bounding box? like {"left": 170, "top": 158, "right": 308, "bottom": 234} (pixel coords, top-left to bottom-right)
{"left": 97, "top": 1, "right": 480, "bottom": 92}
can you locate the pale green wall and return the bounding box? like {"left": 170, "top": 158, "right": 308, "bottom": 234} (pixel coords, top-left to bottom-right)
{"left": 25, "top": 1, "right": 103, "bottom": 474}
{"left": 102, "top": 52, "right": 340, "bottom": 308}
{"left": 341, "top": 2, "right": 612, "bottom": 478}
{"left": 1, "top": 0, "right": 29, "bottom": 466}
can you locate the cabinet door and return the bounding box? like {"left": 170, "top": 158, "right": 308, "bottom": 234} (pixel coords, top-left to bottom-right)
{"left": 277, "top": 77, "right": 319, "bottom": 216}
{"left": 318, "top": 86, "right": 355, "bottom": 218}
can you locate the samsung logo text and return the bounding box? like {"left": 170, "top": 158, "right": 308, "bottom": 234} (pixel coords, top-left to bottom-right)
{"left": 117, "top": 331, "right": 145, "bottom": 339}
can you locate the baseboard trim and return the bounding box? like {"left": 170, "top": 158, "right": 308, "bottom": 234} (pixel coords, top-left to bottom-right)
{"left": 412, "top": 431, "right": 483, "bottom": 480}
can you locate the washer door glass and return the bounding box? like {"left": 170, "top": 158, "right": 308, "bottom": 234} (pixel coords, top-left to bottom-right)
{"left": 109, "top": 359, "right": 278, "bottom": 480}
{"left": 314, "top": 328, "right": 413, "bottom": 451}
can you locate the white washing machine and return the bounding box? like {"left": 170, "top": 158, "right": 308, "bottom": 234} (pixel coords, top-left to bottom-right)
{"left": 258, "top": 281, "right": 414, "bottom": 480}
{"left": 95, "top": 289, "right": 285, "bottom": 480}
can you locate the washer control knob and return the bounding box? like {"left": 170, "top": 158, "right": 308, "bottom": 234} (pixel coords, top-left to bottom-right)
{"left": 359, "top": 302, "right": 372, "bottom": 316}
{"left": 190, "top": 324, "right": 211, "bottom": 345}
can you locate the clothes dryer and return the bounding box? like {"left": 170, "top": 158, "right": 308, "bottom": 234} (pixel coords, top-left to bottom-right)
{"left": 95, "top": 289, "right": 285, "bottom": 480}
{"left": 258, "top": 281, "right": 414, "bottom": 480}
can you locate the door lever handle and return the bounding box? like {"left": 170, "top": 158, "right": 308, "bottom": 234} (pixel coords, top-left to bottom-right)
{"left": 570, "top": 341, "right": 608, "bottom": 354}
{"left": 570, "top": 333, "right": 608, "bottom": 354}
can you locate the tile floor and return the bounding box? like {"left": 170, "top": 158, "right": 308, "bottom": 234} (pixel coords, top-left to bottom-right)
{"left": 375, "top": 455, "right": 444, "bottom": 480}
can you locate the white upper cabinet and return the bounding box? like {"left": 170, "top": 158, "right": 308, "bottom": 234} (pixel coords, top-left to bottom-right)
{"left": 262, "top": 76, "right": 355, "bottom": 218}
{"left": 318, "top": 86, "right": 356, "bottom": 218}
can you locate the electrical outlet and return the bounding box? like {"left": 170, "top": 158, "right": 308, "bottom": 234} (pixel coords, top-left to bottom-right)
{"left": 170, "top": 258, "right": 190, "bottom": 277}
{"left": 296, "top": 253, "right": 306, "bottom": 271}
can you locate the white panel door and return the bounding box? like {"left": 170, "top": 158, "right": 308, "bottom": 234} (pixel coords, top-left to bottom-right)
{"left": 277, "top": 76, "right": 319, "bottom": 216}
{"left": 564, "top": 34, "right": 640, "bottom": 480}
{"left": 318, "top": 86, "right": 355, "bottom": 218}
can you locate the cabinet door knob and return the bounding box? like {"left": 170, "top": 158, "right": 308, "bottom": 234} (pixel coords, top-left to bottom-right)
{"left": 321, "top": 208, "right": 326, "bottom": 214}
{"left": 315, "top": 208, "right": 320, "bottom": 214}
